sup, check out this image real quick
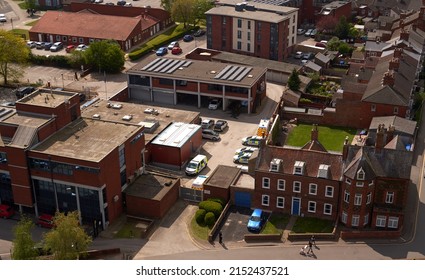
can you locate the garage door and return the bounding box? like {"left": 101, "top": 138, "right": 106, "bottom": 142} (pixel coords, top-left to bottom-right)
{"left": 129, "top": 87, "right": 151, "bottom": 102}
{"left": 180, "top": 186, "right": 203, "bottom": 203}
{"left": 153, "top": 90, "right": 174, "bottom": 105}
{"left": 234, "top": 191, "right": 251, "bottom": 208}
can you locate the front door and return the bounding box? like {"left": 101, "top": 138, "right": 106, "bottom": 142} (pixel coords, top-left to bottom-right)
{"left": 291, "top": 197, "right": 300, "bottom": 215}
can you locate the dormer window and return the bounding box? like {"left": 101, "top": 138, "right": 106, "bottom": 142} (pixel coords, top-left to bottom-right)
{"left": 269, "top": 158, "right": 281, "bottom": 172}
{"left": 294, "top": 161, "right": 305, "bottom": 175}
{"left": 317, "top": 164, "right": 329, "bottom": 179}
{"left": 357, "top": 168, "right": 365, "bottom": 180}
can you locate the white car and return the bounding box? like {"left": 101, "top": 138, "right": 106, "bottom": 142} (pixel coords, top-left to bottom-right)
{"left": 208, "top": 99, "right": 221, "bottom": 110}
{"left": 305, "top": 29, "right": 313, "bottom": 36}
{"left": 50, "top": 42, "right": 63, "bottom": 52}
{"left": 26, "top": 41, "right": 36, "bottom": 48}
{"left": 75, "top": 44, "right": 88, "bottom": 51}
{"left": 294, "top": 51, "right": 303, "bottom": 59}
{"left": 168, "top": 41, "right": 179, "bottom": 50}
{"left": 0, "top": 14, "right": 6, "bottom": 23}
{"left": 235, "top": 147, "right": 258, "bottom": 155}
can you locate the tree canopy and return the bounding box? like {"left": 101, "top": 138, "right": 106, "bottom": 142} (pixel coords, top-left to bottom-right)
{"left": 170, "top": 0, "right": 214, "bottom": 28}
{"left": 11, "top": 216, "right": 38, "bottom": 260}
{"left": 288, "top": 68, "right": 301, "bottom": 91}
{"left": 335, "top": 16, "right": 350, "bottom": 39}
{"left": 83, "top": 40, "right": 125, "bottom": 73}
{"left": 0, "top": 30, "right": 30, "bottom": 85}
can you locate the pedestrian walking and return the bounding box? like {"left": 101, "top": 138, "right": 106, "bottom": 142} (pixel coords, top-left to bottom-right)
{"left": 310, "top": 235, "right": 316, "bottom": 246}
{"left": 307, "top": 240, "right": 313, "bottom": 255}
{"left": 218, "top": 231, "right": 223, "bottom": 244}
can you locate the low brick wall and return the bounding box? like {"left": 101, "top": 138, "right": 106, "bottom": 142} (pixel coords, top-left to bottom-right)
{"left": 208, "top": 202, "right": 232, "bottom": 242}
{"left": 287, "top": 232, "right": 337, "bottom": 241}
{"left": 340, "top": 229, "right": 401, "bottom": 239}
{"left": 244, "top": 233, "right": 282, "bottom": 242}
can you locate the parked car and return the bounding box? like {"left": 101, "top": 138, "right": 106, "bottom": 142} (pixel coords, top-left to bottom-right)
{"left": 94, "top": 0, "right": 103, "bottom": 3}
{"left": 213, "top": 120, "right": 228, "bottom": 132}
{"left": 201, "top": 119, "right": 215, "bottom": 129}
{"left": 233, "top": 152, "right": 252, "bottom": 164}
{"left": 305, "top": 29, "right": 313, "bottom": 36}
{"left": 0, "top": 14, "right": 7, "bottom": 23}
{"left": 75, "top": 44, "right": 88, "bottom": 51}
{"left": 66, "top": 45, "right": 76, "bottom": 53}
{"left": 208, "top": 99, "right": 221, "bottom": 110}
{"left": 50, "top": 42, "right": 63, "bottom": 52}
{"left": 310, "top": 29, "right": 317, "bottom": 38}
{"left": 302, "top": 52, "right": 315, "bottom": 60}
{"left": 36, "top": 42, "right": 45, "bottom": 49}
{"left": 193, "top": 29, "right": 206, "bottom": 37}
{"left": 202, "top": 129, "right": 220, "bottom": 141}
{"left": 168, "top": 41, "right": 179, "bottom": 50}
{"left": 247, "top": 209, "right": 266, "bottom": 232}
{"left": 0, "top": 204, "right": 15, "bottom": 219}
{"left": 241, "top": 135, "right": 263, "bottom": 147}
{"left": 297, "top": 29, "right": 306, "bottom": 35}
{"left": 26, "top": 41, "right": 36, "bottom": 48}
{"left": 183, "top": 34, "right": 194, "bottom": 42}
{"left": 44, "top": 42, "right": 53, "bottom": 50}
{"left": 315, "top": 42, "right": 327, "bottom": 48}
{"left": 294, "top": 51, "right": 303, "bottom": 59}
{"left": 171, "top": 46, "right": 182, "bottom": 55}
{"left": 156, "top": 47, "right": 168, "bottom": 56}
{"left": 14, "top": 86, "right": 35, "bottom": 99}
{"left": 235, "top": 146, "right": 258, "bottom": 155}
{"left": 36, "top": 214, "right": 54, "bottom": 228}
{"left": 124, "top": 3, "right": 132, "bottom": 6}
{"left": 117, "top": 0, "right": 126, "bottom": 5}
{"left": 185, "top": 154, "right": 208, "bottom": 176}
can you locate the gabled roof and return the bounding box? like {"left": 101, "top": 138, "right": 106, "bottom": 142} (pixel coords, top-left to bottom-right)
{"left": 304, "top": 61, "right": 322, "bottom": 72}
{"left": 344, "top": 148, "right": 376, "bottom": 180}
{"left": 365, "top": 41, "right": 393, "bottom": 52}
{"left": 30, "top": 11, "right": 143, "bottom": 41}
{"left": 384, "top": 135, "right": 407, "bottom": 150}
{"left": 369, "top": 115, "right": 417, "bottom": 135}
{"left": 315, "top": 52, "right": 331, "bottom": 64}
{"left": 301, "top": 140, "right": 328, "bottom": 153}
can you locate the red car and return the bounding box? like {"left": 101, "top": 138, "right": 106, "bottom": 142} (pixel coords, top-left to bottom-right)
{"left": 65, "top": 45, "right": 76, "bottom": 53}
{"left": 36, "top": 214, "right": 54, "bottom": 228}
{"left": 0, "top": 204, "right": 15, "bottom": 219}
{"left": 171, "top": 46, "right": 182, "bottom": 55}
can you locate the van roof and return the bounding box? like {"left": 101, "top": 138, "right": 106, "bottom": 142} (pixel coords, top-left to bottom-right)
{"left": 192, "top": 154, "right": 207, "bottom": 162}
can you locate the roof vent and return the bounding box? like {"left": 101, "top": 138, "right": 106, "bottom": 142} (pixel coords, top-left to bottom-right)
{"left": 112, "top": 103, "right": 123, "bottom": 109}
{"left": 122, "top": 115, "right": 133, "bottom": 121}
{"left": 248, "top": 74, "right": 253, "bottom": 78}
{"left": 92, "top": 114, "right": 101, "bottom": 119}
{"left": 210, "top": 70, "right": 216, "bottom": 74}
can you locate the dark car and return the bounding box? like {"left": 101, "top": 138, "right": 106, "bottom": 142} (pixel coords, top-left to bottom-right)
{"left": 193, "top": 29, "right": 206, "bottom": 37}
{"left": 183, "top": 34, "right": 194, "bottom": 42}
{"left": 14, "top": 86, "right": 36, "bottom": 99}
{"left": 213, "top": 120, "right": 228, "bottom": 132}
{"left": 117, "top": 0, "right": 126, "bottom": 5}
{"left": 44, "top": 42, "right": 53, "bottom": 50}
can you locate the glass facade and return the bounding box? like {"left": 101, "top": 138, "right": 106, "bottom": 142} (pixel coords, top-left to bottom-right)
{"left": 0, "top": 173, "right": 13, "bottom": 205}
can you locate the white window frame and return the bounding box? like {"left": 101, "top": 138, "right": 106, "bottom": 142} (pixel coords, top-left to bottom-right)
{"left": 277, "top": 179, "right": 285, "bottom": 191}
{"left": 357, "top": 169, "right": 365, "bottom": 180}
{"left": 270, "top": 163, "right": 278, "bottom": 172}
{"left": 356, "top": 181, "right": 364, "bottom": 187}
{"left": 341, "top": 211, "right": 347, "bottom": 224}
{"left": 376, "top": 215, "right": 386, "bottom": 227}
{"left": 79, "top": 38, "right": 84, "bottom": 43}
{"left": 388, "top": 216, "right": 399, "bottom": 228}
{"left": 345, "top": 178, "right": 351, "bottom": 185}
{"left": 364, "top": 213, "right": 369, "bottom": 225}
{"left": 308, "top": 201, "right": 316, "bottom": 213}
{"left": 309, "top": 183, "right": 317, "bottom": 195}
{"left": 371, "top": 104, "right": 376, "bottom": 112}
{"left": 276, "top": 196, "right": 284, "bottom": 208}
{"left": 261, "top": 194, "right": 269, "bottom": 206}
{"left": 344, "top": 190, "right": 350, "bottom": 203}
{"left": 262, "top": 177, "right": 270, "bottom": 189}
{"left": 385, "top": 192, "right": 394, "bottom": 204}
{"left": 393, "top": 106, "right": 399, "bottom": 114}
{"left": 369, "top": 181, "right": 374, "bottom": 186}
{"left": 325, "top": 186, "right": 334, "bottom": 198}
{"left": 354, "top": 194, "right": 362, "bottom": 206}
{"left": 351, "top": 215, "right": 360, "bottom": 226}
{"left": 323, "top": 203, "right": 332, "bottom": 215}
{"left": 293, "top": 181, "right": 301, "bottom": 193}
{"left": 367, "top": 192, "right": 372, "bottom": 204}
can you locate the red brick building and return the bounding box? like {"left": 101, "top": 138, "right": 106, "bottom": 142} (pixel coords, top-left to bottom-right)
{"left": 205, "top": 1, "right": 298, "bottom": 61}
{"left": 315, "top": 1, "right": 352, "bottom": 25}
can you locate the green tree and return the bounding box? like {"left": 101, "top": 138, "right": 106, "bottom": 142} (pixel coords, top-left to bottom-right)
{"left": 327, "top": 36, "right": 341, "bottom": 51}
{"left": 24, "top": 0, "right": 37, "bottom": 11}
{"left": 335, "top": 16, "right": 350, "bottom": 39}
{"left": 11, "top": 216, "right": 38, "bottom": 260}
{"left": 83, "top": 40, "right": 125, "bottom": 73}
{"left": 0, "top": 30, "right": 30, "bottom": 85}
{"left": 43, "top": 211, "right": 92, "bottom": 260}
{"left": 338, "top": 42, "right": 353, "bottom": 55}
{"left": 160, "top": 0, "right": 173, "bottom": 12}
{"left": 287, "top": 68, "right": 301, "bottom": 91}
{"left": 171, "top": 0, "right": 196, "bottom": 28}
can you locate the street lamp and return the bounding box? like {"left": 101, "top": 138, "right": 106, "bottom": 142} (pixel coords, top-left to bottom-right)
{"left": 61, "top": 73, "right": 64, "bottom": 89}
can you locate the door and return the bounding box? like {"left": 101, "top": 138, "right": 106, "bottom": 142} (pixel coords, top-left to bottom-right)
{"left": 291, "top": 197, "right": 300, "bottom": 215}
{"left": 234, "top": 191, "right": 251, "bottom": 208}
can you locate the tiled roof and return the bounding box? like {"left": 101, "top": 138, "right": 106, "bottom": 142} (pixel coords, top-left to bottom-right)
{"left": 369, "top": 115, "right": 417, "bottom": 136}
{"left": 365, "top": 41, "right": 393, "bottom": 52}
{"left": 30, "top": 11, "right": 145, "bottom": 41}
{"left": 343, "top": 148, "right": 376, "bottom": 180}
{"left": 384, "top": 135, "right": 407, "bottom": 150}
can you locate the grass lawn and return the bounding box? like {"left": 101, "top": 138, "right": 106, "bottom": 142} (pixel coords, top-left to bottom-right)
{"left": 113, "top": 221, "right": 143, "bottom": 239}
{"left": 291, "top": 217, "right": 334, "bottom": 233}
{"left": 11, "top": 29, "right": 29, "bottom": 40}
{"left": 262, "top": 213, "right": 290, "bottom": 234}
{"left": 25, "top": 20, "right": 39, "bottom": 26}
{"left": 190, "top": 216, "right": 211, "bottom": 241}
{"left": 286, "top": 124, "right": 356, "bottom": 152}
{"left": 147, "top": 24, "right": 190, "bottom": 48}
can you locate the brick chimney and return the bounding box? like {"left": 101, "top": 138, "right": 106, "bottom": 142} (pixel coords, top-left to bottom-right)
{"left": 311, "top": 124, "right": 319, "bottom": 141}
{"left": 375, "top": 124, "right": 385, "bottom": 152}
{"left": 386, "top": 124, "right": 395, "bottom": 144}
{"left": 400, "top": 28, "right": 409, "bottom": 41}
{"left": 342, "top": 136, "right": 350, "bottom": 160}
{"left": 382, "top": 71, "right": 395, "bottom": 86}
{"left": 393, "top": 48, "right": 403, "bottom": 58}
{"left": 389, "top": 57, "right": 400, "bottom": 71}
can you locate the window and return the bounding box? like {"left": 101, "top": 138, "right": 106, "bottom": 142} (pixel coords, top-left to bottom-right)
{"left": 385, "top": 192, "right": 394, "bottom": 204}
{"left": 345, "top": 178, "right": 351, "bottom": 184}
{"left": 237, "top": 18, "right": 242, "bottom": 28}
{"left": 325, "top": 186, "right": 334, "bottom": 198}
{"left": 0, "top": 152, "right": 7, "bottom": 163}
{"left": 364, "top": 214, "right": 369, "bottom": 225}
{"left": 247, "top": 32, "right": 251, "bottom": 41}
{"left": 277, "top": 179, "right": 285, "bottom": 191}
{"left": 257, "top": 22, "right": 262, "bottom": 31}
{"left": 247, "top": 43, "right": 251, "bottom": 52}
{"left": 237, "top": 41, "right": 242, "bottom": 50}
{"left": 388, "top": 216, "right": 399, "bottom": 228}
{"left": 376, "top": 215, "right": 386, "bottom": 227}
{"left": 294, "top": 161, "right": 305, "bottom": 175}
{"left": 354, "top": 194, "right": 362, "bottom": 206}
{"left": 222, "top": 17, "right": 226, "bottom": 25}
{"left": 293, "top": 181, "right": 301, "bottom": 193}
{"left": 248, "top": 21, "right": 251, "bottom": 30}
{"left": 308, "top": 201, "right": 316, "bottom": 213}
{"left": 324, "top": 203, "right": 332, "bottom": 215}
{"left": 344, "top": 190, "right": 350, "bottom": 203}
{"left": 276, "top": 197, "right": 284, "bottom": 208}
{"left": 341, "top": 211, "right": 347, "bottom": 224}
{"left": 292, "top": 15, "right": 295, "bottom": 23}
{"left": 394, "top": 107, "right": 399, "bottom": 114}
{"left": 367, "top": 192, "right": 372, "bottom": 204}
{"left": 352, "top": 215, "right": 360, "bottom": 226}
{"left": 262, "top": 194, "right": 269, "bottom": 206}
{"left": 72, "top": 37, "right": 77, "bottom": 43}
{"left": 257, "top": 33, "right": 261, "bottom": 42}
{"left": 79, "top": 38, "right": 84, "bottom": 43}
{"left": 357, "top": 169, "right": 365, "bottom": 180}
{"left": 119, "top": 146, "right": 125, "bottom": 168}
{"left": 62, "top": 36, "right": 67, "bottom": 41}
{"left": 262, "top": 177, "right": 270, "bottom": 189}
{"left": 292, "top": 26, "right": 295, "bottom": 34}
{"left": 356, "top": 182, "right": 364, "bottom": 187}
{"left": 237, "top": 30, "right": 242, "bottom": 39}
{"left": 371, "top": 104, "right": 376, "bottom": 112}
{"left": 309, "top": 183, "right": 317, "bottom": 195}
{"left": 56, "top": 35, "right": 61, "bottom": 41}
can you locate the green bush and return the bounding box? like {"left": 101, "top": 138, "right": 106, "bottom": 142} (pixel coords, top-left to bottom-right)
{"left": 195, "top": 209, "right": 207, "bottom": 225}
{"left": 199, "top": 201, "right": 223, "bottom": 218}
{"left": 128, "top": 45, "right": 154, "bottom": 61}
{"left": 29, "top": 53, "right": 73, "bottom": 68}
{"left": 204, "top": 212, "right": 216, "bottom": 226}
{"left": 207, "top": 198, "right": 226, "bottom": 207}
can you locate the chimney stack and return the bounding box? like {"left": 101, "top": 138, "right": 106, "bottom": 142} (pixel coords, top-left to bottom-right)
{"left": 386, "top": 124, "right": 395, "bottom": 144}
{"left": 400, "top": 28, "right": 409, "bottom": 41}
{"left": 311, "top": 124, "right": 319, "bottom": 141}
{"left": 389, "top": 57, "right": 400, "bottom": 71}
{"left": 342, "top": 136, "right": 350, "bottom": 160}
{"left": 375, "top": 124, "right": 385, "bottom": 152}
{"left": 382, "top": 71, "right": 395, "bottom": 86}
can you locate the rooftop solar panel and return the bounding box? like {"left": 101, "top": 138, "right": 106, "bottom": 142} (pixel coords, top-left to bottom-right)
{"left": 214, "top": 65, "right": 232, "bottom": 79}
{"left": 160, "top": 59, "right": 180, "bottom": 73}
{"left": 183, "top": 61, "right": 192, "bottom": 67}
{"left": 155, "top": 59, "right": 174, "bottom": 73}
{"left": 146, "top": 58, "right": 167, "bottom": 72}
{"left": 167, "top": 60, "right": 187, "bottom": 74}
{"left": 228, "top": 66, "right": 246, "bottom": 80}
{"left": 141, "top": 58, "right": 161, "bottom": 71}
{"left": 234, "top": 67, "right": 253, "bottom": 82}
{"left": 221, "top": 66, "right": 240, "bottom": 80}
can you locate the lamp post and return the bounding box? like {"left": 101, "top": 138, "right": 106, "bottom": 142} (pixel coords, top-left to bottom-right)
{"left": 61, "top": 73, "right": 64, "bottom": 89}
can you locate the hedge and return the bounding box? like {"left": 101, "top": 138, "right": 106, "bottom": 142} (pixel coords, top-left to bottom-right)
{"left": 204, "top": 212, "right": 216, "bottom": 227}
{"left": 207, "top": 198, "right": 226, "bottom": 207}
{"left": 199, "top": 201, "right": 223, "bottom": 218}
{"left": 29, "top": 53, "right": 73, "bottom": 68}
{"left": 195, "top": 209, "right": 207, "bottom": 225}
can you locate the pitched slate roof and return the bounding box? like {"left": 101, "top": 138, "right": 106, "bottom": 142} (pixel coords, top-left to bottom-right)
{"left": 365, "top": 41, "right": 393, "bottom": 52}
{"left": 384, "top": 135, "right": 407, "bottom": 150}
{"left": 315, "top": 52, "right": 331, "bottom": 64}
{"left": 369, "top": 115, "right": 417, "bottom": 135}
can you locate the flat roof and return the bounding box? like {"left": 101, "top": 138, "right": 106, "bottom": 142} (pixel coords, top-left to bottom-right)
{"left": 124, "top": 172, "right": 178, "bottom": 201}
{"left": 128, "top": 57, "right": 267, "bottom": 88}
{"left": 18, "top": 89, "right": 77, "bottom": 108}
{"left": 31, "top": 118, "right": 141, "bottom": 162}
{"left": 1, "top": 112, "right": 51, "bottom": 128}
{"left": 150, "top": 122, "right": 201, "bottom": 148}
{"left": 204, "top": 165, "right": 241, "bottom": 189}
{"left": 81, "top": 99, "right": 200, "bottom": 141}
{"left": 206, "top": 5, "right": 294, "bottom": 23}
{"left": 232, "top": 172, "right": 255, "bottom": 190}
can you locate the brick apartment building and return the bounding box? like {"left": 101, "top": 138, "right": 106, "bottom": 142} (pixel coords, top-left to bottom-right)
{"left": 205, "top": 1, "right": 298, "bottom": 61}
{"left": 126, "top": 57, "right": 267, "bottom": 114}
{"left": 0, "top": 89, "right": 145, "bottom": 229}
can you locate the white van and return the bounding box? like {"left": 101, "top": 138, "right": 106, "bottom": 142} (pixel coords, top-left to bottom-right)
{"left": 185, "top": 155, "right": 208, "bottom": 176}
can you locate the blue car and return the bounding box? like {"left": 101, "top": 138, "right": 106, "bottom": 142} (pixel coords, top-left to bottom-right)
{"left": 156, "top": 47, "right": 168, "bottom": 56}
{"left": 183, "top": 34, "right": 194, "bottom": 42}
{"left": 247, "top": 209, "right": 266, "bottom": 232}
